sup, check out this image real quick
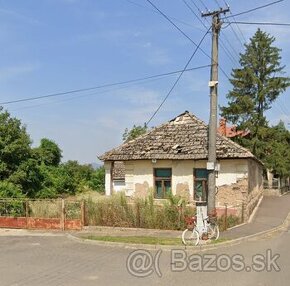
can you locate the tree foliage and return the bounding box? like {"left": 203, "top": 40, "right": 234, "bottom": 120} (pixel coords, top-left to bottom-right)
{"left": 221, "top": 29, "right": 289, "bottom": 154}
{"left": 89, "top": 167, "right": 105, "bottom": 193}
{"left": 261, "top": 122, "right": 290, "bottom": 177}
{"left": 34, "top": 138, "right": 62, "bottom": 166}
{"left": 122, "top": 124, "right": 148, "bottom": 142}
{"left": 220, "top": 29, "right": 290, "bottom": 176}
{"left": 0, "top": 107, "right": 105, "bottom": 199}
{"left": 0, "top": 107, "right": 31, "bottom": 180}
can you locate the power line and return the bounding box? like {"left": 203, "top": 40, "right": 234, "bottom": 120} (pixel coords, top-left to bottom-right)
{"left": 10, "top": 76, "right": 180, "bottom": 112}
{"left": 146, "top": 27, "right": 211, "bottom": 125}
{"left": 214, "top": 1, "right": 245, "bottom": 48}
{"left": 224, "top": 18, "right": 244, "bottom": 48}
{"left": 144, "top": 0, "right": 230, "bottom": 79}
{"left": 198, "top": 0, "right": 209, "bottom": 11}
{"left": 190, "top": 0, "right": 204, "bottom": 14}
{"left": 219, "top": 2, "right": 246, "bottom": 49}
{"left": 183, "top": 0, "right": 238, "bottom": 65}
{"left": 144, "top": 0, "right": 204, "bottom": 50}
{"left": 229, "top": 21, "right": 290, "bottom": 26}
{"left": 182, "top": 0, "right": 208, "bottom": 30}
{"left": 125, "top": 0, "right": 201, "bottom": 30}
{"left": 188, "top": 0, "right": 240, "bottom": 62}
{"left": 0, "top": 65, "right": 211, "bottom": 105}
{"left": 223, "top": 0, "right": 247, "bottom": 43}
{"left": 223, "top": 0, "right": 284, "bottom": 19}
{"left": 185, "top": 0, "right": 240, "bottom": 64}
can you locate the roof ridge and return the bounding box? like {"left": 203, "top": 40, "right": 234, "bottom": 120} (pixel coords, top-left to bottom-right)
{"left": 99, "top": 111, "right": 258, "bottom": 162}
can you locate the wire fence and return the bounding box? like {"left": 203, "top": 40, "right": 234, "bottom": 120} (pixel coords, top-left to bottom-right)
{"left": 0, "top": 196, "right": 255, "bottom": 231}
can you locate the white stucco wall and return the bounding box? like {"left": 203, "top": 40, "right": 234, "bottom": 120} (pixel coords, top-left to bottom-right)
{"left": 216, "top": 159, "right": 248, "bottom": 186}
{"left": 105, "top": 159, "right": 249, "bottom": 198}
{"left": 104, "top": 161, "right": 113, "bottom": 196}
{"left": 113, "top": 180, "right": 126, "bottom": 193}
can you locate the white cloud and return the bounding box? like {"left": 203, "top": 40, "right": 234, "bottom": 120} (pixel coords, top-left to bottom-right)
{"left": 0, "top": 63, "right": 39, "bottom": 82}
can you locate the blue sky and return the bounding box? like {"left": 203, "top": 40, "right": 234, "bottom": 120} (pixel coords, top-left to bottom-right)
{"left": 0, "top": 0, "right": 289, "bottom": 164}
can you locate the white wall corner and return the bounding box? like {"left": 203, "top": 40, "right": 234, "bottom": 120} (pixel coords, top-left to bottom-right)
{"left": 104, "top": 161, "right": 113, "bottom": 196}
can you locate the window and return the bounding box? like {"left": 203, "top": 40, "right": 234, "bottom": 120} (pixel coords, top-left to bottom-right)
{"left": 194, "top": 169, "right": 208, "bottom": 201}
{"left": 154, "top": 168, "right": 172, "bottom": 199}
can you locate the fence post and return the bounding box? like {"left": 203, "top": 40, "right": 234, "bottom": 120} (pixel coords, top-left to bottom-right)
{"left": 136, "top": 202, "right": 140, "bottom": 228}
{"left": 61, "top": 199, "right": 65, "bottom": 231}
{"left": 241, "top": 202, "right": 245, "bottom": 223}
{"left": 81, "top": 200, "right": 85, "bottom": 229}
{"left": 224, "top": 203, "right": 228, "bottom": 231}
{"left": 25, "top": 200, "right": 29, "bottom": 229}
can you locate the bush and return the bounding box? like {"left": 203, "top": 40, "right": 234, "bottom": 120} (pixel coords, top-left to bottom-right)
{"left": 218, "top": 214, "right": 241, "bottom": 231}
{"left": 0, "top": 181, "right": 26, "bottom": 216}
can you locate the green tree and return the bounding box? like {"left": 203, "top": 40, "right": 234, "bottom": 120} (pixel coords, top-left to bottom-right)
{"left": 0, "top": 107, "right": 31, "bottom": 180}
{"left": 122, "top": 124, "right": 148, "bottom": 142}
{"left": 262, "top": 121, "right": 290, "bottom": 177}
{"left": 221, "top": 29, "right": 290, "bottom": 154}
{"left": 89, "top": 166, "right": 105, "bottom": 193}
{"left": 8, "top": 158, "right": 43, "bottom": 198}
{"left": 0, "top": 181, "right": 25, "bottom": 198}
{"left": 62, "top": 161, "right": 94, "bottom": 182}
{"left": 38, "top": 164, "right": 77, "bottom": 198}
{"left": 34, "top": 138, "right": 62, "bottom": 166}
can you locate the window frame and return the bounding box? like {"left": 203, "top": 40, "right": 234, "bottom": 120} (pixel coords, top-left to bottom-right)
{"left": 154, "top": 168, "right": 172, "bottom": 199}
{"left": 193, "top": 168, "right": 208, "bottom": 202}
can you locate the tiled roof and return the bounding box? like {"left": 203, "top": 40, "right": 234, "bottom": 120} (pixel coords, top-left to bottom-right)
{"left": 218, "top": 118, "right": 250, "bottom": 138}
{"left": 99, "top": 111, "right": 255, "bottom": 161}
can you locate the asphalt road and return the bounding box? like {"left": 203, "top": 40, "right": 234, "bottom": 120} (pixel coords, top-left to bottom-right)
{"left": 0, "top": 229, "right": 289, "bottom": 286}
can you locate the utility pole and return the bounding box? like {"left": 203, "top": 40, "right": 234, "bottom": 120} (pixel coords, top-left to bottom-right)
{"left": 202, "top": 7, "right": 229, "bottom": 219}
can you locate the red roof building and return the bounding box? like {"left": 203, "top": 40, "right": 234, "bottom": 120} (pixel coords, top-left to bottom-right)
{"left": 218, "top": 118, "right": 249, "bottom": 138}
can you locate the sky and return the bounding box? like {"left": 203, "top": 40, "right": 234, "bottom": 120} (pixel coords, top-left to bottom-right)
{"left": 0, "top": 0, "right": 289, "bottom": 164}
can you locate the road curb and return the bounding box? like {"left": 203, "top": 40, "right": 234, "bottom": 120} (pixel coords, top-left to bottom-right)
{"left": 66, "top": 211, "right": 290, "bottom": 252}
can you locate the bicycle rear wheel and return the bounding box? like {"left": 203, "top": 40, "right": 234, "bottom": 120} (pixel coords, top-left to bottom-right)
{"left": 208, "top": 223, "right": 219, "bottom": 240}
{"left": 182, "top": 229, "right": 199, "bottom": 246}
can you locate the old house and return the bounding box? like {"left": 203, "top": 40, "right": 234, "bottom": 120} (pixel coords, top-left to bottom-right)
{"left": 99, "top": 111, "right": 263, "bottom": 219}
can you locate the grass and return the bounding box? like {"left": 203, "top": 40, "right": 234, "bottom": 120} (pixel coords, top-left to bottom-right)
{"left": 83, "top": 235, "right": 183, "bottom": 245}
{"left": 210, "top": 238, "right": 229, "bottom": 244}
{"left": 83, "top": 235, "right": 230, "bottom": 246}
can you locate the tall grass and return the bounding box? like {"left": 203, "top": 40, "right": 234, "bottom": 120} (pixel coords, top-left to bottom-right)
{"left": 85, "top": 192, "right": 195, "bottom": 230}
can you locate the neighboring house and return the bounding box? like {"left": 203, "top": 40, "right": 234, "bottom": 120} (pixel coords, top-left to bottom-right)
{"left": 218, "top": 118, "right": 249, "bottom": 138}
{"left": 99, "top": 111, "right": 263, "bottom": 220}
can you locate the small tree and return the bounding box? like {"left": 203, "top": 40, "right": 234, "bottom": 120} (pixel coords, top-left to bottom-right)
{"left": 122, "top": 124, "right": 148, "bottom": 142}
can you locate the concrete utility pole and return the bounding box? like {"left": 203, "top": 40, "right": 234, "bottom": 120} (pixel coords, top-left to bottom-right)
{"left": 202, "top": 7, "right": 229, "bottom": 219}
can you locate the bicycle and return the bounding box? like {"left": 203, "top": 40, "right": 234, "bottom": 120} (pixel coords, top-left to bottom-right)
{"left": 181, "top": 214, "right": 220, "bottom": 246}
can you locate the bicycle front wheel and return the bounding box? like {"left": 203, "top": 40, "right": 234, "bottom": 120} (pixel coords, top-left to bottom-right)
{"left": 208, "top": 223, "right": 219, "bottom": 240}
{"left": 182, "top": 229, "right": 199, "bottom": 246}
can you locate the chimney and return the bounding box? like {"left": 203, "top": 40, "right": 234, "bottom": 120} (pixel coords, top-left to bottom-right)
{"left": 219, "top": 118, "right": 227, "bottom": 136}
